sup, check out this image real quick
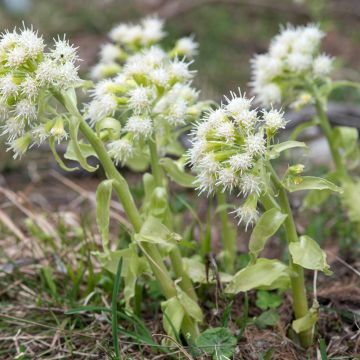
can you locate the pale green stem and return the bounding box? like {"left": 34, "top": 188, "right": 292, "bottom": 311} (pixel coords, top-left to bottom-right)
{"left": 148, "top": 138, "right": 199, "bottom": 304}
{"left": 61, "top": 93, "right": 199, "bottom": 337}
{"left": 268, "top": 164, "right": 312, "bottom": 348}
{"left": 216, "top": 191, "right": 235, "bottom": 273}
{"left": 311, "top": 87, "right": 349, "bottom": 181}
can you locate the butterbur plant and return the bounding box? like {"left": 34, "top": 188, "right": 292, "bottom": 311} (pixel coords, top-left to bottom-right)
{"left": 0, "top": 23, "right": 204, "bottom": 339}
{"left": 190, "top": 91, "right": 340, "bottom": 347}
{"left": 1, "top": 18, "right": 357, "bottom": 355}
{"left": 251, "top": 23, "right": 360, "bottom": 227}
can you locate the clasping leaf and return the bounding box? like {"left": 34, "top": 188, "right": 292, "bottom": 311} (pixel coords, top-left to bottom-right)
{"left": 289, "top": 235, "right": 332, "bottom": 275}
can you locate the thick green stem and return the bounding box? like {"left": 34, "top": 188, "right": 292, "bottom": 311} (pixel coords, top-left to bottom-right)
{"left": 216, "top": 191, "right": 236, "bottom": 273}
{"left": 61, "top": 94, "right": 200, "bottom": 337}
{"left": 148, "top": 138, "right": 199, "bottom": 303}
{"left": 269, "top": 165, "right": 312, "bottom": 348}
{"left": 312, "top": 89, "right": 349, "bottom": 181}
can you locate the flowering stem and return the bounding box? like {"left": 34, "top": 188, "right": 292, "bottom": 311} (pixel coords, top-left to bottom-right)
{"left": 312, "top": 87, "right": 349, "bottom": 181}
{"left": 61, "top": 93, "right": 200, "bottom": 338}
{"left": 148, "top": 138, "right": 199, "bottom": 303}
{"left": 216, "top": 191, "right": 236, "bottom": 273}
{"left": 268, "top": 164, "right": 312, "bottom": 348}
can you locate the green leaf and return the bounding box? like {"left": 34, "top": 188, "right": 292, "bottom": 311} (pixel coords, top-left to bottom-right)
{"left": 134, "top": 216, "right": 180, "bottom": 252}
{"left": 333, "top": 126, "right": 360, "bottom": 169}
{"left": 341, "top": 179, "right": 360, "bottom": 223}
{"left": 182, "top": 256, "right": 233, "bottom": 284}
{"left": 302, "top": 172, "right": 338, "bottom": 209}
{"left": 284, "top": 176, "right": 341, "bottom": 193}
{"left": 126, "top": 150, "right": 150, "bottom": 172}
{"left": 289, "top": 235, "right": 332, "bottom": 275}
{"left": 96, "top": 180, "right": 113, "bottom": 253}
{"left": 96, "top": 245, "right": 148, "bottom": 310}
{"left": 67, "top": 119, "right": 98, "bottom": 172}
{"left": 64, "top": 140, "right": 97, "bottom": 161}
{"left": 49, "top": 137, "right": 78, "bottom": 172}
{"left": 161, "top": 297, "right": 184, "bottom": 339}
{"left": 249, "top": 208, "right": 287, "bottom": 258}
{"left": 225, "top": 259, "right": 290, "bottom": 294}
{"left": 254, "top": 309, "right": 280, "bottom": 329}
{"left": 111, "top": 257, "right": 123, "bottom": 360}
{"left": 159, "top": 158, "right": 195, "bottom": 188}
{"left": 292, "top": 307, "right": 319, "bottom": 334}
{"left": 255, "top": 291, "right": 282, "bottom": 311}
{"left": 195, "top": 327, "right": 237, "bottom": 359}
{"left": 269, "top": 141, "right": 307, "bottom": 159}
{"left": 176, "top": 285, "right": 203, "bottom": 323}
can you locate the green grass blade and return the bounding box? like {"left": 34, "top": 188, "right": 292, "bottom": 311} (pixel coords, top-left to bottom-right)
{"left": 112, "top": 258, "right": 123, "bottom": 360}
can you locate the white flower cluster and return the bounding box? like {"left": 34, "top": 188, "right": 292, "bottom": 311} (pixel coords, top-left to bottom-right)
{"left": 86, "top": 45, "right": 205, "bottom": 165}
{"left": 251, "top": 24, "right": 333, "bottom": 106}
{"left": 0, "top": 26, "right": 80, "bottom": 158}
{"left": 190, "top": 91, "right": 287, "bottom": 229}
{"left": 91, "top": 16, "right": 199, "bottom": 80}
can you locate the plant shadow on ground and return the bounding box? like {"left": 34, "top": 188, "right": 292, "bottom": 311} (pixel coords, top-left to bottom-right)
{"left": 0, "top": 157, "right": 359, "bottom": 359}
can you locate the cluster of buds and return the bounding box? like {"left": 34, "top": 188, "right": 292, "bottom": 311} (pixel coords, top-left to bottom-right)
{"left": 189, "top": 91, "right": 287, "bottom": 229}
{"left": 0, "top": 25, "right": 80, "bottom": 158}
{"left": 87, "top": 18, "right": 206, "bottom": 165}
{"left": 251, "top": 24, "right": 333, "bottom": 107}
{"left": 91, "top": 16, "right": 198, "bottom": 80}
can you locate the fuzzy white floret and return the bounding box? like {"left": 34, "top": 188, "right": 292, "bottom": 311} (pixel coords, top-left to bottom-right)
{"left": 149, "top": 67, "right": 169, "bottom": 87}
{"left": 225, "top": 93, "right": 252, "bottom": 119}
{"left": 174, "top": 36, "right": 199, "bottom": 57}
{"left": 99, "top": 43, "right": 122, "bottom": 64}
{"left": 228, "top": 153, "right": 253, "bottom": 172}
{"left": 240, "top": 173, "right": 261, "bottom": 196}
{"left": 216, "top": 167, "right": 238, "bottom": 192}
{"left": 52, "top": 37, "right": 79, "bottom": 63}
{"left": 107, "top": 138, "right": 134, "bottom": 164}
{"left": 262, "top": 109, "right": 286, "bottom": 131}
{"left": 124, "top": 115, "right": 153, "bottom": 139}
{"left": 141, "top": 16, "right": 165, "bottom": 45}
{"left": 216, "top": 121, "right": 235, "bottom": 143}
{"left": 286, "top": 52, "right": 312, "bottom": 72}
{"left": 233, "top": 205, "right": 259, "bottom": 230}
{"left": 18, "top": 27, "right": 45, "bottom": 58}
{"left": 1, "top": 117, "right": 25, "bottom": 140}
{"left": 87, "top": 94, "right": 117, "bottom": 124}
{"left": 254, "top": 83, "right": 281, "bottom": 107}
{"left": 6, "top": 46, "right": 27, "bottom": 67}
{"left": 128, "top": 86, "right": 154, "bottom": 113}
{"left": 169, "top": 59, "right": 194, "bottom": 81}
{"left": 313, "top": 54, "right": 333, "bottom": 77}
{"left": 166, "top": 99, "right": 187, "bottom": 125}
{"left": 20, "top": 75, "right": 39, "bottom": 99}
{"left": 245, "top": 133, "right": 266, "bottom": 156}
{"left": 13, "top": 99, "right": 37, "bottom": 122}
{"left": 0, "top": 74, "right": 18, "bottom": 98}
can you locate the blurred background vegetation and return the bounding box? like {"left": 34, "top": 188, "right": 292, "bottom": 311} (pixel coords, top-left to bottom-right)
{"left": 1, "top": 0, "right": 359, "bottom": 102}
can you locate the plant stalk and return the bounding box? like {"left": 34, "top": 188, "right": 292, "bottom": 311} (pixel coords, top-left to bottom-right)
{"left": 148, "top": 138, "right": 199, "bottom": 303}
{"left": 312, "top": 89, "right": 349, "bottom": 181}
{"left": 60, "top": 94, "right": 201, "bottom": 337}
{"left": 268, "top": 164, "right": 313, "bottom": 348}
{"left": 216, "top": 191, "right": 236, "bottom": 273}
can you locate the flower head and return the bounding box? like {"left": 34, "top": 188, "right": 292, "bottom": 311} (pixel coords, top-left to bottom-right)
{"left": 0, "top": 26, "right": 80, "bottom": 158}
{"left": 251, "top": 23, "right": 331, "bottom": 107}
{"left": 190, "top": 92, "right": 289, "bottom": 225}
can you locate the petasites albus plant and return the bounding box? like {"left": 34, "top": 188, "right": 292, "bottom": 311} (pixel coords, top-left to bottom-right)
{"left": 0, "top": 23, "right": 204, "bottom": 340}
{"left": 250, "top": 23, "right": 360, "bottom": 228}
{"left": 189, "top": 90, "right": 340, "bottom": 347}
